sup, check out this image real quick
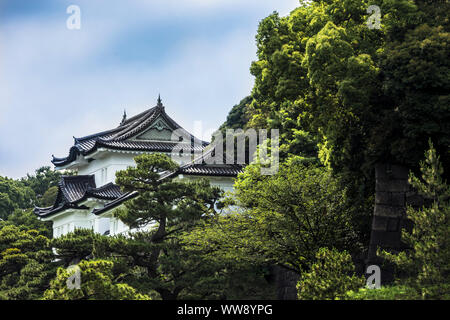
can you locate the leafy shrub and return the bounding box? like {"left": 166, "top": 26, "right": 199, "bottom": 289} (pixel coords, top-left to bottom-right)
{"left": 297, "top": 248, "right": 365, "bottom": 300}
{"left": 43, "top": 259, "right": 150, "bottom": 300}
{"left": 344, "top": 285, "right": 421, "bottom": 300}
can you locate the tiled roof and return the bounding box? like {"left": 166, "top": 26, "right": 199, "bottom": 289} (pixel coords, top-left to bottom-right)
{"left": 161, "top": 146, "right": 245, "bottom": 179}
{"left": 179, "top": 165, "right": 243, "bottom": 176}
{"left": 96, "top": 140, "right": 204, "bottom": 153}
{"left": 91, "top": 191, "right": 138, "bottom": 216}
{"left": 52, "top": 99, "right": 207, "bottom": 167}
{"left": 34, "top": 175, "right": 124, "bottom": 218}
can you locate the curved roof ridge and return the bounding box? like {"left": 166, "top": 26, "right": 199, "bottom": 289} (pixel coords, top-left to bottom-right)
{"left": 119, "top": 106, "right": 155, "bottom": 126}
{"left": 105, "top": 107, "right": 160, "bottom": 141}
{"left": 75, "top": 126, "right": 124, "bottom": 142}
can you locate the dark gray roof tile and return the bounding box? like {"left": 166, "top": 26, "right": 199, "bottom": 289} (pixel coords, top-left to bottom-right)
{"left": 34, "top": 175, "right": 125, "bottom": 218}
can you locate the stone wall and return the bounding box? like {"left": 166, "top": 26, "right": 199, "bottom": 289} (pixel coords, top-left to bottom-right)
{"left": 367, "top": 163, "right": 421, "bottom": 283}
{"left": 273, "top": 266, "right": 299, "bottom": 300}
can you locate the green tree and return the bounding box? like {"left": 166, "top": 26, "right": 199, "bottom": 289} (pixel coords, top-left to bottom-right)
{"left": 43, "top": 259, "right": 150, "bottom": 300}
{"left": 0, "top": 176, "right": 35, "bottom": 219}
{"left": 381, "top": 142, "right": 450, "bottom": 299}
{"left": 40, "top": 186, "right": 58, "bottom": 208}
{"left": 0, "top": 193, "right": 15, "bottom": 221}
{"left": 246, "top": 0, "right": 449, "bottom": 261}
{"left": 3, "top": 209, "right": 53, "bottom": 238}
{"left": 379, "top": 23, "right": 450, "bottom": 169}
{"left": 112, "top": 154, "right": 224, "bottom": 299}
{"left": 0, "top": 225, "right": 56, "bottom": 299}
{"left": 185, "top": 157, "right": 358, "bottom": 278}
{"left": 22, "top": 167, "right": 61, "bottom": 199}
{"left": 344, "top": 285, "right": 421, "bottom": 300}
{"left": 182, "top": 215, "right": 277, "bottom": 299}
{"left": 297, "top": 248, "right": 365, "bottom": 300}
{"left": 248, "top": 0, "right": 449, "bottom": 173}
{"left": 84, "top": 153, "right": 224, "bottom": 300}
{"left": 0, "top": 166, "right": 67, "bottom": 220}
{"left": 51, "top": 229, "right": 98, "bottom": 266}
{"left": 219, "top": 96, "right": 252, "bottom": 133}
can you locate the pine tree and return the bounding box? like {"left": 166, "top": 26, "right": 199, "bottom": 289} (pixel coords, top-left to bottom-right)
{"left": 43, "top": 260, "right": 150, "bottom": 300}
{"left": 103, "top": 153, "right": 222, "bottom": 300}
{"left": 381, "top": 141, "right": 450, "bottom": 299}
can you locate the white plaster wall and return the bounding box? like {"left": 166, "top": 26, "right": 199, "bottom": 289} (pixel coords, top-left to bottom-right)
{"left": 105, "top": 215, "right": 129, "bottom": 236}
{"left": 78, "top": 152, "right": 137, "bottom": 186}
{"left": 50, "top": 210, "right": 94, "bottom": 238}
{"left": 77, "top": 151, "right": 189, "bottom": 187}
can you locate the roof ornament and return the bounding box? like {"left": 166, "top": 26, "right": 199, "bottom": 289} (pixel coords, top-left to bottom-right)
{"left": 120, "top": 109, "right": 127, "bottom": 125}
{"left": 157, "top": 94, "right": 164, "bottom": 109}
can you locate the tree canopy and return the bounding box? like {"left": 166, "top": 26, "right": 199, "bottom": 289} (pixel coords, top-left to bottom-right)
{"left": 244, "top": 0, "right": 449, "bottom": 176}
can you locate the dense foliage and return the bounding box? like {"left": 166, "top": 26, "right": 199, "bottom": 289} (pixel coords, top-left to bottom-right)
{"left": 0, "top": 166, "right": 65, "bottom": 221}
{"left": 0, "top": 225, "right": 55, "bottom": 299}
{"left": 227, "top": 158, "right": 358, "bottom": 272}
{"left": 246, "top": 0, "right": 449, "bottom": 175}
{"left": 43, "top": 259, "right": 150, "bottom": 300}
{"left": 182, "top": 157, "right": 362, "bottom": 301}
{"left": 0, "top": 177, "right": 35, "bottom": 220}
{"left": 0, "top": 0, "right": 448, "bottom": 300}
{"left": 297, "top": 248, "right": 365, "bottom": 300}
{"left": 344, "top": 285, "right": 421, "bottom": 300}
{"left": 0, "top": 167, "right": 69, "bottom": 299}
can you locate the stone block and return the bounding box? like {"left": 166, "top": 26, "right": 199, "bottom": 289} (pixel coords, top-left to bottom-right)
{"left": 375, "top": 163, "right": 409, "bottom": 180}
{"left": 370, "top": 230, "right": 401, "bottom": 248}
{"left": 391, "top": 192, "right": 405, "bottom": 206}
{"left": 375, "top": 192, "right": 391, "bottom": 205}
{"left": 375, "top": 163, "right": 389, "bottom": 180}
{"left": 374, "top": 204, "right": 404, "bottom": 218}
{"left": 376, "top": 179, "right": 410, "bottom": 193}
{"left": 389, "top": 165, "right": 409, "bottom": 180}
{"left": 274, "top": 266, "right": 299, "bottom": 300}
{"left": 387, "top": 218, "right": 400, "bottom": 232}
{"left": 371, "top": 216, "right": 389, "bottom": 231}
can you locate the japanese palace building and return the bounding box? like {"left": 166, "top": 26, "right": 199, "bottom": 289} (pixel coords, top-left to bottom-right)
{"left": 34, "top": 97, "right": 243, "bottom": 238}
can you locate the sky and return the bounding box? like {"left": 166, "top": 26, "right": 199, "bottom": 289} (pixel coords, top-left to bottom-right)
{"left": 0, "top": 0, "right": 300, "bottom": 179}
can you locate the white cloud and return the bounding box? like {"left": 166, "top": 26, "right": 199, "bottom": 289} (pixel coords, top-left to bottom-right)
{"left": 126, "top": 0, "right": 299, "bottom": 16}
{"left": 0, "top": 0, "right": 300, "bottom": 178}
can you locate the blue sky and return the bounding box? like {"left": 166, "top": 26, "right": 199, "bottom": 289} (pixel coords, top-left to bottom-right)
{"left": 0, "top": 0, "right": 300, "bottom": 179}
